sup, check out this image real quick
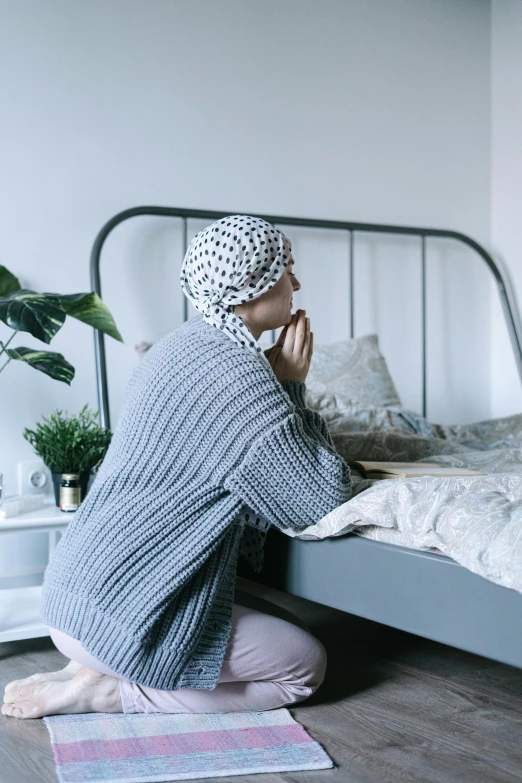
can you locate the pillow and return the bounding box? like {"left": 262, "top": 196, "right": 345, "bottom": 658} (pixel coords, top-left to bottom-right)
{"left": 304, "top": 334, "right": 402, "bottom": 417}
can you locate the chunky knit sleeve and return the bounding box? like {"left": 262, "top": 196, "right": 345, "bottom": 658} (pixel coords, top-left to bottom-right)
{"left": 281, "top": 380, "right": 336, "bottom": 452}
{"left": 224, "top": 410, "right": 353, "bottom": 533}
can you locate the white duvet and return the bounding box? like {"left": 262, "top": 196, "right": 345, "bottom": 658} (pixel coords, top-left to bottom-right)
{"left": 282, "top": 472, "right": 522, "bottom": 595}
{"left": 277, "top": 339, "right": 522, "bottom": 597}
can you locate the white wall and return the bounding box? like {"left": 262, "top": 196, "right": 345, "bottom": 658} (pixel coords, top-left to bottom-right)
{"left": 491, "top": 0, "right": 522, "bottom": 417}
{"left": 0, "top": 0, "right": 493, "bottom": 580}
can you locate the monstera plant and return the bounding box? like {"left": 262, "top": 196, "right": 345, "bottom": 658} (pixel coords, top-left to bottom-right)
{"left": 0, "top": 264, "right": 123, "bottom": 384}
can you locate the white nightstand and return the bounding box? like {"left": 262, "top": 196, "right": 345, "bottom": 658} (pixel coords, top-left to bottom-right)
{"left": 0, "top": 499, "right": 73, "bottom": 643}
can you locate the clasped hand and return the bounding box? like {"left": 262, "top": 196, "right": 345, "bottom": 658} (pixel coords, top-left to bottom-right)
{"left": 264, "top": 309, "right": 313, "bottom": 383}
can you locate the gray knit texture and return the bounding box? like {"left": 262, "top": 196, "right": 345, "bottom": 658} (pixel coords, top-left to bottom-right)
{"left": 40, "top": 314, "right": 353, "bottom": 690}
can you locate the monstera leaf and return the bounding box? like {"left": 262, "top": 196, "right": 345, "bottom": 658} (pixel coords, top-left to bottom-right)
{"left": 6, "top": 347, "right": 75, "bottom": 384}
{"left": 0, "top": 290, "right": 123, "bottom": 344}
{"left": 0, "top": 289, "right": 66, "bottom": 343}
{"left": 43, "top": 292, "right": 123, "bottom": 342}
{"left": 0, "top": 265, "right": 21, "bottom": 297}
{"left": 0, "top": 263, "right": 123, "bottom": 384}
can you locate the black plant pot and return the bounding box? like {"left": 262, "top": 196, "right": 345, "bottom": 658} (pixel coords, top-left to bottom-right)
{"left": 51, "top": 471, "right": 92, "bottom": 508}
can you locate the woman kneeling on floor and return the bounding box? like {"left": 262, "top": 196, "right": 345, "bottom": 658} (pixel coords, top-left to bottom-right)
{"left": 2, "top": 215, "right": 355, "bottom": 719}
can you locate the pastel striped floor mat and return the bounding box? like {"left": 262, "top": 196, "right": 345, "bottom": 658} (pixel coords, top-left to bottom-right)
{"left": 43, "top": 708, "right": 335, "bottom": 782}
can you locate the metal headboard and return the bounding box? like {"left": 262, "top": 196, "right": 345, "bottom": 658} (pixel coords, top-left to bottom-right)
{"left": 90, "top": 206, "right": 522, "bottom": 430}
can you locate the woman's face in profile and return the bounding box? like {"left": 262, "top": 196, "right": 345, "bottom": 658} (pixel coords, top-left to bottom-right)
{"left": 234, "top": 257, "right": 301, "bottom": 337}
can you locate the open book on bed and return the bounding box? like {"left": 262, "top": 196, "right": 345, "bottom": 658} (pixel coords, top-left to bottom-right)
{"left": 347, "top": 461, "right": 484, "bottom": 480}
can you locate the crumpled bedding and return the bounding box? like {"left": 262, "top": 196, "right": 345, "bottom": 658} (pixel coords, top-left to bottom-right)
{"left": 282, "top": 400, "right": 522, "bottom": 596}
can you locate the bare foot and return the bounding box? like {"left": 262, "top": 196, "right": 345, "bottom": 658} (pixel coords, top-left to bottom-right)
{"left": 1, "top": 665, "right": 122, "bottom": 719}
{"left": 3, "top": 660, "right": 82, "bottom": 703}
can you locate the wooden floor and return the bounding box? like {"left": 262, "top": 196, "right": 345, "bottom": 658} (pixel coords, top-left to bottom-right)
{"left": 1, "top": 579, "right": 522, "bottom": 783}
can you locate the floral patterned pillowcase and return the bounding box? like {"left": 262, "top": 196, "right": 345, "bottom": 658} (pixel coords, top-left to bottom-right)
{"left": 304, "top": 334, "right": 402, "bottom": 420}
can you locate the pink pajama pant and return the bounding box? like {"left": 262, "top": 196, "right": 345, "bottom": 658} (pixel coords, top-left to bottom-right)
{"left": 48, "top": 590, "right": 327, "bottom": 714}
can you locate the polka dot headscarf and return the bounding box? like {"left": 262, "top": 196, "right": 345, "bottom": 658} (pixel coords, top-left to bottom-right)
{"left": 180, "top": 215, "right": 292, "bottom": 367}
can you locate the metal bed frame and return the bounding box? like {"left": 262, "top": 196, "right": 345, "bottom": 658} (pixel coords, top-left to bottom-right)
{"left": 90, "top": 206, "right": 522, "bottom": 670}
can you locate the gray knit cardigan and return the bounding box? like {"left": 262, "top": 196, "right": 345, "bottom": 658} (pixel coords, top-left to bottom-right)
{"left": 40, "top": 314, "right": 353, "bottom": 690}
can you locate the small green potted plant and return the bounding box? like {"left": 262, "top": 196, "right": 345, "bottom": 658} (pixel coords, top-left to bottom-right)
{"left": 23, "top": 405, "right": 112, "bottom": 506}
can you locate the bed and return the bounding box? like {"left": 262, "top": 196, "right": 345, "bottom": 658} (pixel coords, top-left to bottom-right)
{"left": 90, "top": 206, "right": 522, "bottom": 670}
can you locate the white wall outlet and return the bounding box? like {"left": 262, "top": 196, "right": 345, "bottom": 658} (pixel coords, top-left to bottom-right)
{"left": 17, "top": 460, "right": 52, "bottom": 496}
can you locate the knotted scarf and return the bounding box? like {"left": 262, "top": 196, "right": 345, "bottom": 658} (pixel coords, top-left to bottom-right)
{"left": 180, "top": 214, "right": 292, "bottom": 369}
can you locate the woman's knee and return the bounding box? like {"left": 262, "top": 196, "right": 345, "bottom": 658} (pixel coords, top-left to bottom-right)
{"left": 274, "top": 620, "right": 327, "bottom": 693}
{"left": 301, "top": 633, "right": 327, "bottom": 693}
{"left": 275, "top": 629, "right": 327, "bottom": 708}
{"left": 226, "top": 605, "right": 327, "bottom": 694}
